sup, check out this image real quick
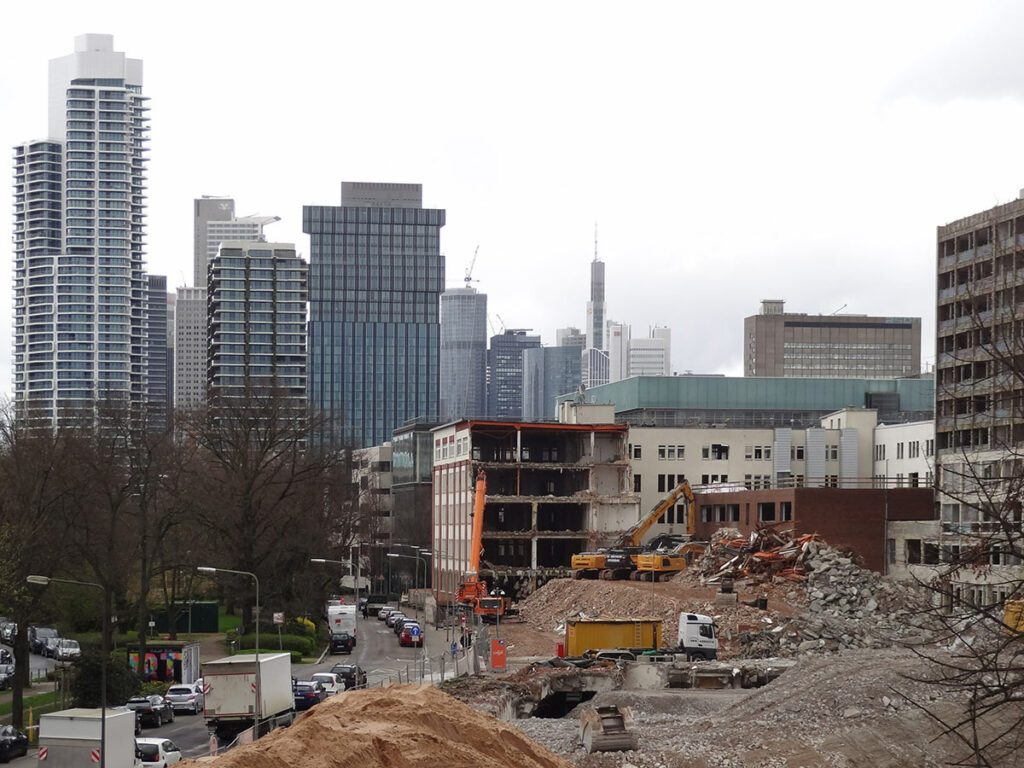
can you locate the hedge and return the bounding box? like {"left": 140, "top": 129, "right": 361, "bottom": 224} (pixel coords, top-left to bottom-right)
{"left": 228, "top": 632, "right": 315, "bottom": 657}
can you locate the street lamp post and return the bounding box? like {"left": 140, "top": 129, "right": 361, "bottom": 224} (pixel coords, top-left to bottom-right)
{"left": 310, "top": 554, "right": 359, "bottom": 611}
{"left": 27, "top": 576, "right": 107, "bottom": 768}
{"left": 197, "top": 567, "right": 260, "bottom": 738}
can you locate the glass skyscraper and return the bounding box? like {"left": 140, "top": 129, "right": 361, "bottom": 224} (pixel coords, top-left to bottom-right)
{"left": 304, "top": 182, "right": 445, "bottom": 448}
{"left": 487, "top": 329, "right": 541, "bottom": 419}
{"left": 440, "top": 286, "right": 487, "bottom": 421}
{"left": 12, "top": 34, "right": 149, "bottom": 425}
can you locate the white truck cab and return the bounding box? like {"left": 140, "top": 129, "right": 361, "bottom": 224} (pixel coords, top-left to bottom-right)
{"left": 677, "top": 613, "right": 718, "bottom": 660}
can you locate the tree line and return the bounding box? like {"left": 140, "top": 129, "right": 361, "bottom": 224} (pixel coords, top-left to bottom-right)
{"left": 0, "top": 388, "right": 370, "bottom": 727}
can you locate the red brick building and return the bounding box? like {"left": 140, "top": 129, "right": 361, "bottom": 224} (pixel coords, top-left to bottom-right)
{"left": 693, "top": 487, "right": 935, "bottom": 573}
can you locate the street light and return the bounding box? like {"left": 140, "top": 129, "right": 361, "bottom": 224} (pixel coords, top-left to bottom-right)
{"left": 197, "top": 567, "right": 260, "bottom": 739}
{"left": 386, "top": 552, "right": 427, "bottom": 617}
{"left": 310, "top": 549, "right": 361, "bottom": 610}
{"left": 27, "top": 575, "right": 107, "bottom": 768}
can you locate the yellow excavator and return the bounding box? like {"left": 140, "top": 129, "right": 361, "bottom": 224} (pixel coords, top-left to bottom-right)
{"left": 634, "top": 481, "right": 703, "bottom": 581}
{"left": 571, "top": 480, "right": 699, "bottom": 580}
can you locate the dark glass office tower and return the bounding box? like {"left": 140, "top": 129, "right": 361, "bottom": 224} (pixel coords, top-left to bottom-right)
{"left": 304, "top": 182, "right": 445, "bottom": 448}
{"left": 487, "top": 329, "right": 541, "bottom": 419}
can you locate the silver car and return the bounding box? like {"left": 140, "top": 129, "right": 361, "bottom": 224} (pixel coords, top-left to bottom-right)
{"left": 164, "top": 683, "right": 204, "bottom": 714}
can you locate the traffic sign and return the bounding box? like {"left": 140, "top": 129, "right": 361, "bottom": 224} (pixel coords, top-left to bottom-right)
{"left": 90, "top": 748, "right": 101, "bottom": 763}
{"left": 38, "top": 747, "right": 48, "bottom": 760}
{"left": 450, "top": 642, "right": 458, "bottom": 655}
{"left": 273, "top": 612, "right": 284, "bottom": 625}
{"left": 410, "top": 625, "right": 421, "bottom": 637}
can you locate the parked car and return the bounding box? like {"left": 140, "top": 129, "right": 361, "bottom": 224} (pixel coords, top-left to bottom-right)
{"left": 135, "top": 737, "right": 182, "bottom": 766}
{"left": 385, "top": 611, "right": 406, "bottom": 629}
{"left": 0, "top": 649, "right": 12, "bottom": 664}
{"left": 329, "top": 632, "right": 354, "bottom": 655}
{"left": 293, "top": 681, "right": 326, "bottom": 711}
{"left": 310, "top": 672, "right": 342, "bottom": 696}
{"left": 43, "top": 636, "right": 63, "bottom": 659}
{"left": 0, "top": 725, "right": 28, "bottom": 763}
{"left": 377, "top": 606, "right": 396, "bottom": 621}
{"left": 0, "top": 623, "right": 14, "bottom": 643}
{"left": 54, "top": 638, "right": 81, "bottom": 662}
{"left": 329, "top": 663, "right": 367, "bottom": 690}
{"left": 399, "top": 623, "right": 423, "bottom": 648}
{"left": 164, "top": 683, "right": 204, "bottom": 714}
{"left": 0, "top": 665, "right": 15, "bottom": 692}
{"left": 125, "top": 695, "right": 175, "bottom": 727}
{"left": 29, "top": 626, "right": 58, "bottom": 655}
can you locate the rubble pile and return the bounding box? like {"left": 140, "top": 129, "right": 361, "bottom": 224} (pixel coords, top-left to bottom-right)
{"left": 510, "top": 648, "right": 971, "bottom": 768}
{"left": 689, "top": 524, "right": 821, "bottom": 585}
{"left": 180, "top": 685, "right": 575, "bottom": 768}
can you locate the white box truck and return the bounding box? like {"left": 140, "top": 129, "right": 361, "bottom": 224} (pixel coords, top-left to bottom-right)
{"left": 326, "top": 604, "right": 357, "bottom": 644}
{"left": 37, "top": 708, "right": 138, "bottom": 768}
{"left": 202, "top": 653, "right": 294, "bottom": 743}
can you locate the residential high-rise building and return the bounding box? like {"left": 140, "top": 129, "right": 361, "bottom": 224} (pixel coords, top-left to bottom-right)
{"left": 174, "top": 287, "right": 207, "bottom": 410}
{"left": 522, "top": 346, "right": 583, "bottom": 420}
{"left": 193, "top": 196, "right": 279, "bottom": 286}
{"left": 12, "top": 34, "right": 149, "bottom": 424}
{"left": 304, "top": 182, "right": 445, "bottom": 448}
{"left": 440, "top": 286, "right": 487, "bottom": 421}
{"left": 744, "top": 299, "right": 921, "bottom": 378}
{"left": 630, "top": 325, "right": 672, "bottom": 376}
{"left": 146, "top": 275, "right": 169, "bottom": 431}
{"left": 487, "top": 329, "right": 540, "bottom": 419}
{"left": 207, "top": 242, "right": 307, "bottom": 401}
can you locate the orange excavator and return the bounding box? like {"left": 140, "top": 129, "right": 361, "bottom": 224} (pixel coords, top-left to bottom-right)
{"left": 457, "top": 470, "right": 511, "bottom": 622}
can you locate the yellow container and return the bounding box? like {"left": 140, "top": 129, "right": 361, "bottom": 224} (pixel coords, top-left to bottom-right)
{"left": 565, "top": 618, "right": 662, "bottom": 656}
{"left": 1004, "top": 600, "right": 1024, "bottom": 636}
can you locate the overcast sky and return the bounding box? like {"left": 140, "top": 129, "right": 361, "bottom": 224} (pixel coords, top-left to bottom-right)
{"left": 4, "top": 1, "right": 1024, "bottom": 390}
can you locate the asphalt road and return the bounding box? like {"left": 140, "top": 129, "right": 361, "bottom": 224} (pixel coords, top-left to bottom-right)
{"left": 8, "top": 610, "right": 449, "bottom": 764}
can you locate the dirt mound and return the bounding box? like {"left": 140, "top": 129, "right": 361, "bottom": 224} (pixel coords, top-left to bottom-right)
{"left": 181, "top": 685, "right": 574, "bottom": 768}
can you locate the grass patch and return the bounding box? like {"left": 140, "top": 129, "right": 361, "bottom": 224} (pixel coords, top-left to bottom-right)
{"left": 0, "top": 690, "right": 62, "bottom": 718}
{"left": 219, "top": 612, "right": 242, "bottom": 634}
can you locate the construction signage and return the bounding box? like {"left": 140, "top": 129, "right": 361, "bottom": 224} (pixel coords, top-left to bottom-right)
{"left": 491, "top": 638, "right": 506, "bottom": 671}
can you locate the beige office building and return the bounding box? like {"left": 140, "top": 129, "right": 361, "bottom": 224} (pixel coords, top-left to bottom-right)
{"left": 744, "top": 300, "right": 921, "bottom": 378}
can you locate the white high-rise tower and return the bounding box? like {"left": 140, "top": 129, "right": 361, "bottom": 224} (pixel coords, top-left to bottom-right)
{"left": 13, "top": 34, "right": 150, "bottom": 424}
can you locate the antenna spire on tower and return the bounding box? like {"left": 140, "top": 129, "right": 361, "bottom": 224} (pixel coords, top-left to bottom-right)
{"left": 594, "top": 222, "right": 599, "bottom": 262}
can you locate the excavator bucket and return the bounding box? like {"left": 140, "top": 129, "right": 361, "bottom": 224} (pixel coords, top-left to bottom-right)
{"left": 579, "top": 705, "right": 639, "bottom": 753}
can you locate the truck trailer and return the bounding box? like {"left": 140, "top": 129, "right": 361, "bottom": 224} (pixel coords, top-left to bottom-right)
{"left": 202, "top": 652, "right": 294, "bottom": 743}
{"left": 37, "top": 708, "right": 138, "bottom": 768}
{"left": 327, "top": 604, "right": 357, "bottom": 644}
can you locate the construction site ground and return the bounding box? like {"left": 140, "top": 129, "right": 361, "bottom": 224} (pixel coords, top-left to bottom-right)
{"left": 182, "top": 531, "right": 1019, "bottom": 768}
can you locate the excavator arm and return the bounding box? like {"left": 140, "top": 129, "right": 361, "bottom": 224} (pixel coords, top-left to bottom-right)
{"left": 621, "top": 480, "right": 693, "bottom": 548}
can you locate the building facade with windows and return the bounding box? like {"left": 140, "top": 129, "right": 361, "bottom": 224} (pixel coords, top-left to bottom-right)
{"left": 440, "top": 286, "right": 487, "bottom": 421}
{"left": 487, "top": 329, "right": 540, "bottom": 419}
{"left": 207, "top": 242, "right": 307, "bottom": 401}
{"left": 522, "top": 346, "right": 582, "bottom": 421}
{"left": 12, "top": 34, "right": 150, "bottom": 424}
{"left": 744, "top": 299, "right": 921, "bottom": 378}
{"left": 304, "top": 182, "right": 445, "bottom": 448}
{"left": 146, "top": 274, "right": 169, "bottom": 431}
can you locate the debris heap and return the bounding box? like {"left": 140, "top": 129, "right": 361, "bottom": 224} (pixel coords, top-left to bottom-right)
{"left": 180, "top": 685, "right": 574, "bottom": 768}
{"left": 692, "top": 524, "right": 822, "bottom": 584}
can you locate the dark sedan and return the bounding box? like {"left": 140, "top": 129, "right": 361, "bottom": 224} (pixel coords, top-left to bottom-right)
{"left": 329, "top": 663, "right": 367, "bottom": 690}
{"left": 0, "top": 725, "right": 28, "bottom": 763}
{"left": 125, "top": 695, "right": 175, "bottom": 727}
{"left": 293, "top": 681, "right": 326, "bottom": 711}
{"left": 329, "top": 632, "right": 354, "bottom": 655}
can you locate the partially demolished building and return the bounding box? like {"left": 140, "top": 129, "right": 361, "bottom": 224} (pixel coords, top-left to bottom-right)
{"left": 431, "top": 419, "right": 639, "bottom": 604}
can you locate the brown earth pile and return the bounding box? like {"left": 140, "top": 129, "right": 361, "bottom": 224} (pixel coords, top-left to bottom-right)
{"left": 180, "top": 685, "right": 574, "bottom": 768}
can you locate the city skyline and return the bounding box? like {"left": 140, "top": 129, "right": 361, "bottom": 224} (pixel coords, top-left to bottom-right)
{"left": 6, "top": 3, "right": 1023, "bottom": 399}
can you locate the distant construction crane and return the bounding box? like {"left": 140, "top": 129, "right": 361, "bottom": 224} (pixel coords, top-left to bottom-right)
{"left": 465, "top": 245, "right": 480, "bottom": 286}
